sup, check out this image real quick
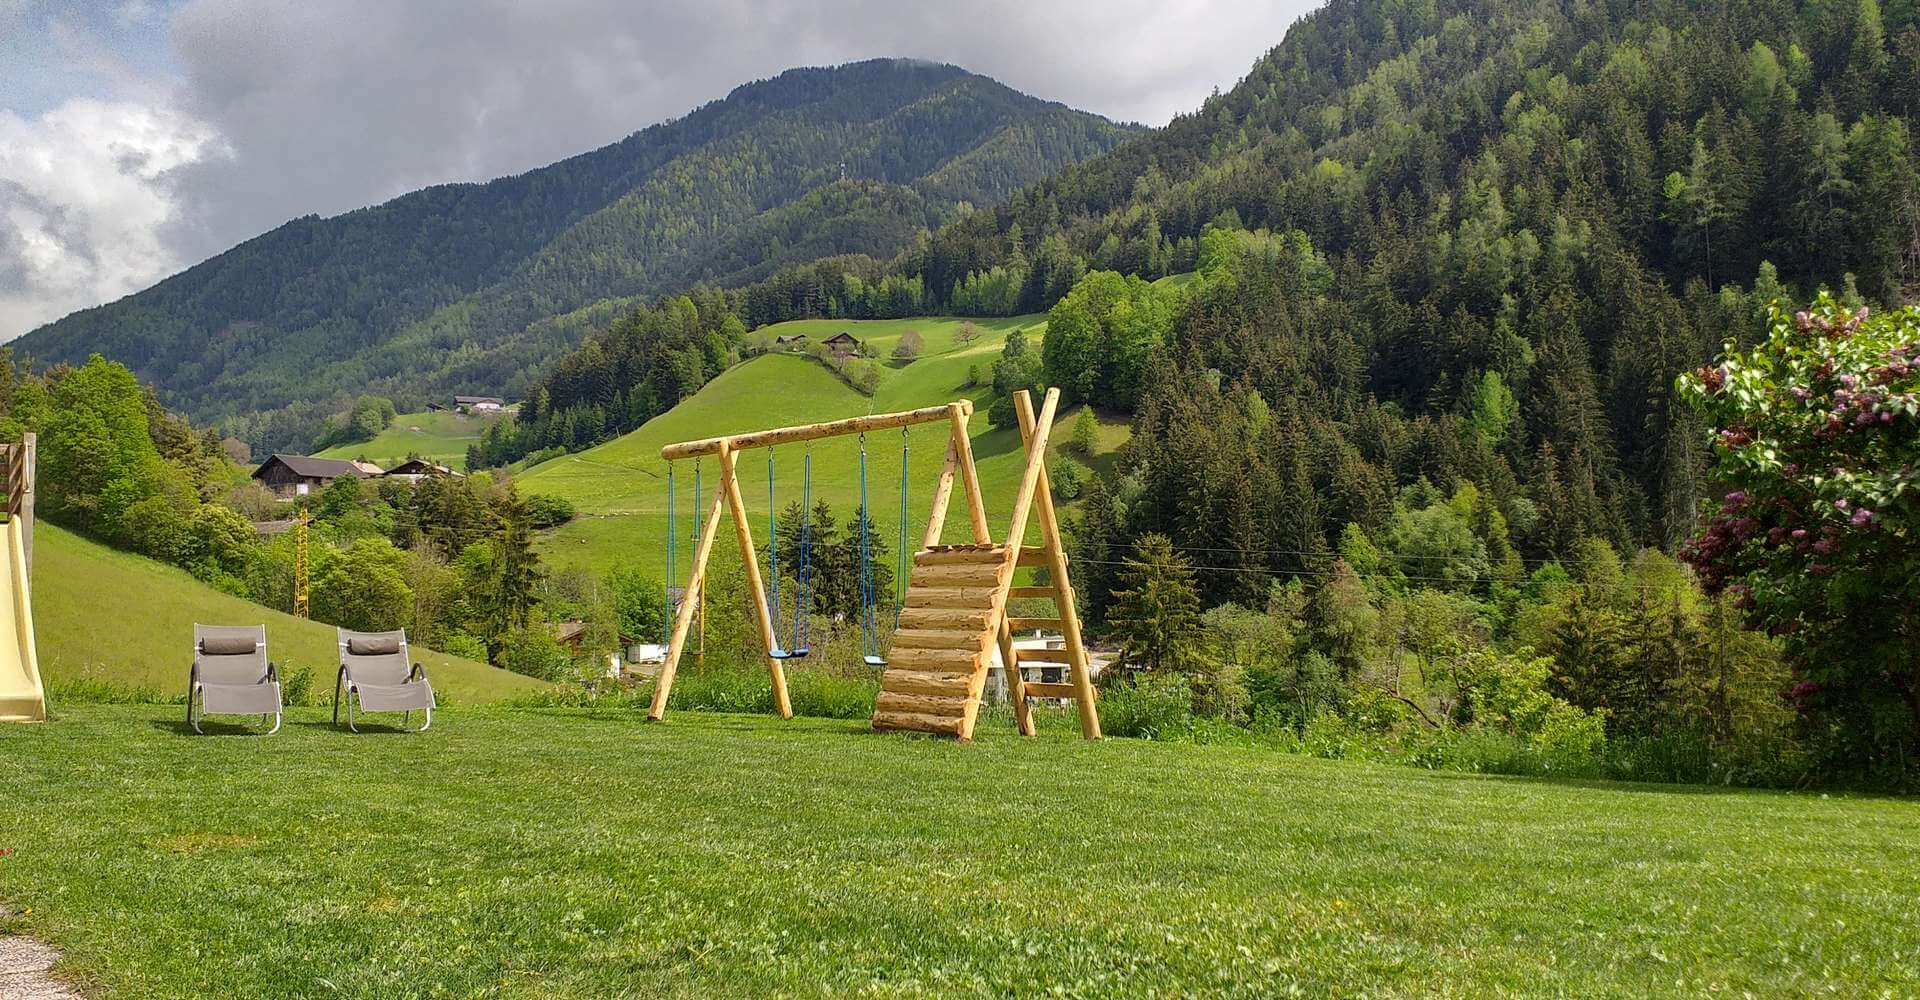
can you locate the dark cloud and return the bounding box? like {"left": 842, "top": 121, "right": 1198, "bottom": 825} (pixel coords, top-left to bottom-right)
{"left": 3, "top": 0, "right": 1314, "bottom": 335}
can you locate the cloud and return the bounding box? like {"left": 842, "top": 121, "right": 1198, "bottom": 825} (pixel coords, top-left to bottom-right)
{"left": 0, "top": 97, "right": 226, "bottom": 336}
{"left": 3, "top": 0, "right": 1312, "bottom": 337}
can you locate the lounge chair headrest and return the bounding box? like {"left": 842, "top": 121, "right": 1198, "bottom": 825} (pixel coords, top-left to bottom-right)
{"left": 347, "top": 635, "right": 402, "bottom": 656}
{"left": 200, "top": 635, "right": 259, "bottom": 656}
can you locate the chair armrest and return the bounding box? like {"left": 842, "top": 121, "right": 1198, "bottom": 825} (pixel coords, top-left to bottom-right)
{"left": 266, "top": 662, "right": 280, "bottom": 684}
{"left": 409, "top": 661, "right": 428, "bottom": 682}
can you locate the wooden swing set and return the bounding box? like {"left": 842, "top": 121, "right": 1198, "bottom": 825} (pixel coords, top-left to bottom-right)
{"left": 647, "top": 388, "right": 1100, "bottom": 740}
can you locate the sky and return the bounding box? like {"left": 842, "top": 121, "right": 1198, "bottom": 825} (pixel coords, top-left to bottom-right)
{"left": 0, "top": 0, "right": 1316, "bottom": 340}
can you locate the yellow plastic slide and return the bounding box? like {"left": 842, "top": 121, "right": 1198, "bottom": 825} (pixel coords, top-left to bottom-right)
{"left": 0, "top": 517, "right": 44, "bottom": 722}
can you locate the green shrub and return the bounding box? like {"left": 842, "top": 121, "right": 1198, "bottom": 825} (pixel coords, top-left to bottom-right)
{"left": 524, "top": 494, "right": 577, "bottom": 529}
{"left": 1097, "top": 673, "right": 1193, "bottom": 738}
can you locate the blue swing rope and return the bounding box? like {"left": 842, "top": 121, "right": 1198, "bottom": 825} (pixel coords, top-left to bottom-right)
{"left": 661, "top": 463, "right": 676, "bottom": 647}
{"left": 765, "top": 450, "right": 786, "bottom": 652}
{"left": 766, "top": 449, "right": 814, "bottom": 659}
{"left": 859, "top": 437, "right": 880, "bottom": 664}
{"left": 793, "top": 451, "right": 813, "bottom": 654}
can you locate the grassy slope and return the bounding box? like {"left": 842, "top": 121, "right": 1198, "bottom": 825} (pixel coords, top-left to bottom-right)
{"left": 522, "top": 315, "right": 1129, "bottom": 577}
{"left": 314, "top": 409, "right": 503, "bottom": 471}
{"left": 1, "top": 705, "right": 1915, "bottom": 996}
{"left": 33, "top": 525, "right": 545, "bottom": 705}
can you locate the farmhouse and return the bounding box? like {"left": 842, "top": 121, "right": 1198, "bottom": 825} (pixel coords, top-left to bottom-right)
{"left": 823, "top": 331, "right": 863, "bottom": 359}
{"left": 774, "top": 333, "right": 808, "bottom": 347}
{"left": 250, "top": 454, "right": 379, "bottom": 498}
{"left": 454, "top": 395, "right": 505, "bottom": 412}
{"left": 384, "top": 458, "right": 461, "bottom": 480}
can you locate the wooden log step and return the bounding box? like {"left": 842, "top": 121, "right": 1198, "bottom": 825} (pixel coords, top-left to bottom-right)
{"left": 1016, "top": 648, "right": 1074, "bottom": 665}
{"left": 872, "top": 709, "right": 966, "bottom": 736}
{"left": 1021, "top": 681, "right": 1087, "bottom": 700}
{"left": 905, "top": 586, "right": 997, "bottom": 610}
{"left": 875, "top": 690, "right": 968, "bottom": 718}
{"left": 892, "top": 628, "right": 985, "bottom": 649}
{"left": 1006, "top": 617, "right": 1063, "bottom": 632}
{"left": 914, "top": 545, "right": 1005, "bottom": 565}
{"left": 880, "top": 669, "right": 972, "bottom": 697}
{"left": 899, "top": 607, "right": 992, "bottom": 631}
{"left": 909, "top": 563, "right": 1003, "bottom": 587}
{"left": 1008, "top": 586, "right": 1058, "bottom": 600}
{"left": 1016, "top": 546, "right": 1058, "bottom": 567}
{"left": 888, "top": 646, "right": 981, "bottom": 671}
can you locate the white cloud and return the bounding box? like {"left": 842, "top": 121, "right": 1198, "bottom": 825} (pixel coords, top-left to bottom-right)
{"left": 0, "top": 98, "right": 227, "bottom": 338}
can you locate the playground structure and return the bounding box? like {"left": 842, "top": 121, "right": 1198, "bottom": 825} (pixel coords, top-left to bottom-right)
{"left": 648, "top": 389, "right": 1100, "bottom": 740}
{"left": 0, "top": 434, "right": 42, "bottom": 723}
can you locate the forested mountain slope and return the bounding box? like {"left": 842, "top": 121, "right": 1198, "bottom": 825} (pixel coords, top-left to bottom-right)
{"left": 723, "top": 0, "right": 1920, "bottom": 570}
{"left": 14, "top": 60, "right": 1136, "bottom": 450}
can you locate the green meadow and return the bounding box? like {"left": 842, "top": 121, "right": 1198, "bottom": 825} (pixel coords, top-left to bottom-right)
{"left": 315, "top": 408, "right": 505, "bottom": 471}
{"left": 2, "top": 704, "right": 1915, "bottom": 997}
{"left": 521, "top": 315, "right": 1128, "bottom": 577}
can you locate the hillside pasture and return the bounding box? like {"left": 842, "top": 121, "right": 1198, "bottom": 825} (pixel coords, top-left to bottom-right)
{"left": 315, "top": 409, "right": 503, "bottom": 471}
{"left": 522, "top": 316, "right": 1130, "bottom": 577}
{"left": 32, "top": 524, "right": 545, "bottom": 706}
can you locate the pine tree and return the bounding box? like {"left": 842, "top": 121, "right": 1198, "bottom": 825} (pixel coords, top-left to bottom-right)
{"left": 1107, "top": 534, "right": 1202, "bottom": 675}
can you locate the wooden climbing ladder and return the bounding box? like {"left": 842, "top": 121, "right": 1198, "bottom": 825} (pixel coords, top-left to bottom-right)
{"left": 647, "top": 389, "right": 1099, "bottom": 741}
{"left": 872, "top": 388, "right": 1099, "bottom": 740}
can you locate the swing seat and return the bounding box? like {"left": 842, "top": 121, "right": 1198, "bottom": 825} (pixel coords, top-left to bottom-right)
{"left": 770, "top": 646, "right": 811, "bottom": 660}
{"left": 863, "top": 654, "right": 888, "bottom": 667}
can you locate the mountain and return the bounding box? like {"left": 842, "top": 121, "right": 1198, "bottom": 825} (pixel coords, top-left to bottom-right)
{"left": 720, "top": 0, "right": 1920, "bottom": 567}
{"left": 14, "top": 59, "right": 1138, "bottom": 450}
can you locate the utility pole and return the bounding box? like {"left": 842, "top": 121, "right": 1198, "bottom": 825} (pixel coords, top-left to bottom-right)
{"left": 293, "top": 515, "right": 311, "bottom": 619}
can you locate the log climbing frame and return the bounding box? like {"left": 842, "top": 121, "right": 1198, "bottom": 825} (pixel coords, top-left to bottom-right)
{"left": 647, "top": 389, "right": 1100, "bottom": 740}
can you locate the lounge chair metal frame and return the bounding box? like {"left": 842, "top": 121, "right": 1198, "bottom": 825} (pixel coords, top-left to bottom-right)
{"left": 188, "top": 624, "right": 282, "bottom": 735}
{"left": 332, "top": 628, "right": 434, "bottom": 733}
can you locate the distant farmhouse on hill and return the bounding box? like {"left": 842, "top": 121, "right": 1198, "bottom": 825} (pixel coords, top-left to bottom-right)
{"left": 823, "top": 331, "right": 863, "bottom": 359}
{"left": 453, "top": 395, "right": 505, "bottom": 413}
{"left": 384, "top": 458, "right": 461, "bottom": 480}
{"left": 252, "top": 454, "right": 379, "bottom": 498}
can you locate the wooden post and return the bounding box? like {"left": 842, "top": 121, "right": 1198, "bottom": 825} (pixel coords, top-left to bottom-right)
{"left": 649, "top": 484, "right": 727, "bottom": 721}
{"left": 18, "top": 433, "right": 32, "bottom": 571}
{"left": 1000, "top": 389, "right": 1059, "bottom": 563}
{"left": 662, "top": 403, "right": 960, "bottom": 459}
{"left": 1014, "top": 390, "right": 1100, "bottom": 740}
{"left": 920, "top": 414, "right": 962, "bottom": 550}
{"left": 949, "top": 402, "right": 992, "bottom": 543}
{"left": 718, "top": 443, "right": 792, "bottom": 719}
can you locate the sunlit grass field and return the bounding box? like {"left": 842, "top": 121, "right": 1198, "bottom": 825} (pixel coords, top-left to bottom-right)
{"left": 2, "top": 704, "right": 1915, "bottom": 997}
{"left": 33, "top": 524, "right": 545, "bottom": 705}
{"left": 315, "top": 408, "right": 505, "bottom": 471}
{"left": 522, "top": 315, "right": 1129, "bottom": 577}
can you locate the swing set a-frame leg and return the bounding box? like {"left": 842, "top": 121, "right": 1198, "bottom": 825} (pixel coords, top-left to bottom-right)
{"left": 649, "top": 479, "right": 727, "bottom": 722}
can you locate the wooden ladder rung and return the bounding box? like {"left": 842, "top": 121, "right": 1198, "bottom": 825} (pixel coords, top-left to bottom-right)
{"left": 909, "top": 563, "right": 1002, "bottom": 587}
{"left": 872, "top": 709, "right": 966, "bottom": 736}
{"left": 881, "top": 669, "right": 973, "bottom": 697}
{"left": 915, "top": 545, "right": 1005, "bottom": 565}
{"left": 899, "top": 607, "right": 992, "bottom": 631}
{"left": 1006, "top": 617, "right": 1062, "bottom": 632}
{"left": 1007, "top": 586, "right": 1058, "bottom": 600}
{"left": 1021, "top": 681, "right": 1088, "bottom": 700}
{"left": 1016, "top": 648, "right": 1073, "bottom": 665}
{"left": 892, "top": 628, "right": 985, "bottom": 649}
{"left": 1015, "top": 546, "right": 1059, "bottom": 567}
{"left": 875, "top": 691, "right": 969, "bottom": 718}
{"left": 888, "top": 646, "right": 981, "bottom": 670}
{"left": 905, "top": 587, "right": 997, "bottom": 610}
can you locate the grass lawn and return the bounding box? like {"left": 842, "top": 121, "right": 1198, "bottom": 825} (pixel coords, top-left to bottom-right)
{"left": 315, "top": 409, "right": 505, "bottom": 471}
{"left": 0, "top": 704, "right": 1914, "bottom": 997}
{"left": 33, "top": 524, "right": 546, "bottom": 706}
{"left": 522, "top": 315, "right": 1130, "bottom": 578}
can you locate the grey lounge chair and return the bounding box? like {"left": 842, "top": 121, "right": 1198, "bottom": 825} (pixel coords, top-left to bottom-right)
{"left": 333, "top": 628, "right": 434, "bottom": 732}
{"left": 189, "top": 624, "right": 281, "bottom": 735}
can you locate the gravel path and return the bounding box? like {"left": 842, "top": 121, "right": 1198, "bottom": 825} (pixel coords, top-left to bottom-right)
{"left": 0, "top": 935, "right": 82, "bottom": 998}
